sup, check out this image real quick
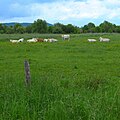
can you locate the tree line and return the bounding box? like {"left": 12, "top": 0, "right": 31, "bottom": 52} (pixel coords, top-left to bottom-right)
{"left": 0, "top": 19, "right": 120, "bottom": 34}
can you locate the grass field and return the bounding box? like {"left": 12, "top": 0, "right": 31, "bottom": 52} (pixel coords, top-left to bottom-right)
{"left": 0, "top": 33, "right": 120, "bottom": 120}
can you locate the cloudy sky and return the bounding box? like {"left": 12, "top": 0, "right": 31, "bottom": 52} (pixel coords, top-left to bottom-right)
{"left": 0, "top": 0, "right": 120, "bottom": 26}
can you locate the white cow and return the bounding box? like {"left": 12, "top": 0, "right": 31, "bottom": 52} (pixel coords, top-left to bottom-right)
{"left": 44, "top": 39, "right": 49, "bottom": 42}
{"left": 18, "top": 38, "right": 24, "bottom": 42}
{"left": 10, "top": 38, "right": 24, "bottom": 43}
{"left": 27, "top": 38, "right": 37, "bottom": 42}
{"left": 10, "top": 39, "right": 19, "bottom": 43}
{"left": 48, "top": 38, "right": 58, "bottom": 42}
{"left": 62, "top": 34, "right": 70, "bottom": 40}
{"left": 88, "top": 39, "right": 96, "bottom": 42}
{"left": 44, "top": 38, "right": 58, "bottom": 42}
{"left": 99, "top": 37, "right": 110, "bottom": 42}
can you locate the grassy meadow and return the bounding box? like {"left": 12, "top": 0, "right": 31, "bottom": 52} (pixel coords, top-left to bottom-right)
{"left": 0, "top": 33, "right": 120, "bottom": 120}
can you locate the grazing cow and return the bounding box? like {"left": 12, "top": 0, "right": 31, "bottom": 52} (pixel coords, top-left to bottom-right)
{"left": 10, "top": 39, "right": 19, "bottom": 43}
{"left": 48, "top": 38, "right": 58, "bottom": 42}
{"left": 99, "top": 37, "right": 110, "bottom": 42}
{"left": 18, "top": 38, "right": 24, "bottom": 42}
{"left": 37, "top": 38, "right": 44, "bottom": 42}
{"left": 10, "top": 38, "right": 24, "bottom": 43}
{"left": 88, "top": 39, "right": 96, "bottom": 42}
{"left": 43, "top": 38, "right": 58, "bottom": 42}
{"left": 44, "top": 39, "right": 49, "bottom": 42}
{"left": 61, "top": 34, "right": 70, "bottom": 40}
{"left": 27, "top": 38, "right": 37, "bottom": 42}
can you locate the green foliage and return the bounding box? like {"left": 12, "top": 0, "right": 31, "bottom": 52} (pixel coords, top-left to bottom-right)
{"left": 115, "top": 26, "right": 120, "bottom": 33}
{"left": 53, "top": 24, "right": 63, "bottom": 33}
{"left": 99, "top": 21, "right": 116, "bottom": 33}
{"left": 0, "top": 20, "right": 120, "bottom": 34}
{"left": 5, "top": 26, "right": 14, "bottom": 34}
{"left": 26, "top": 25, "right": 32, "bottom": 33}
{"left": 52, "top": 23, "right": 64, "bottom": 33}
{"left": 64, "top": 24, "right": 76, "bottom": 33}
{"left": 32, "top": 19, "right": 47, "bottom": 33}
{"left": 48, "top": 26, "right": 54, "bottom": 33}
{"left": 0, "top": 24, "right": 5, "bottom": 33}
{"left": 82, "top": 22, "right": 96, "bottom": 33}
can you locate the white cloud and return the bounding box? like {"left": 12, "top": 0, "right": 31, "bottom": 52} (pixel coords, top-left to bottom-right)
{"left": 29, "top": 0, "right": 120, "bottom": 21}
{"left": 1, "top": 0, "right": 120, "bottom": 25}
{"left": 105, "top": 0, "right": 120, "bottom": 5}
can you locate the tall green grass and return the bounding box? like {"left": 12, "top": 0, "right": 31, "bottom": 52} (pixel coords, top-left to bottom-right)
{"left": 0, "top": 33, "right": 120, "bottom": 120}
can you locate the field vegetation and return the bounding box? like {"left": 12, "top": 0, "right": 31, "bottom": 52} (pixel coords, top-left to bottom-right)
{"left": 0, "top": 33, "right": 120, "bottom": 120}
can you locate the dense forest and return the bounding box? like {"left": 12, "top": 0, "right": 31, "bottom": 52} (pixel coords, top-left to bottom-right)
{"left": 0, "top": 19, "right": 120, "bottom": 34}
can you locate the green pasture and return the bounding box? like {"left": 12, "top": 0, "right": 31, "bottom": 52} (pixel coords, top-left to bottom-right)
{"left": 0, "top": 33, "right": 120, "bottom": 120}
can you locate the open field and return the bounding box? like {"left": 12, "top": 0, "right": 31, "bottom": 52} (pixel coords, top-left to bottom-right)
{"left": 0, "top": 33, "right": 120, "bottom": 120}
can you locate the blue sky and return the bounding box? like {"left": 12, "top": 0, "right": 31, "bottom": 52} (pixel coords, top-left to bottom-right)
{"left": 0, "top": 0, "right": 120, "bottom": 26}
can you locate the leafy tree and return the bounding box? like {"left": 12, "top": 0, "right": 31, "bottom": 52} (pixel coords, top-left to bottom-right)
{"left": 6, "top": 26, "right": 14, "bottom": 34}
{"left": 53, "top": 25, "right": 63, "bottom": 33}
{"left": 87, "top": 22, "right": 96, "bottom": 33}
{"left": 17, "top": 26, "right": 26, "bottom": 34}
{"left": 32, "top": 19, "right": 47, "bottom": 33}
{"left": 64, "top": 24, "right": 75, "bottom": 33}
{"left": 82, "top": 25, "right": 88, "bottom": 33}
{"left": 13, "top": 23, "right": 25, "bottom": 33}
{"left": 52, "top": 23, "right": 64, "bottom": 33}
{"left": 99, "top": 21, "right": 115, "bottom": 33}
{"left": 48, "top": 26, "right": 54, "bottom": 33}
{"left": 74, "top": 26, "right": 81, "bottom": 33}
{"left": 95, "top": 26, "right": 100, "bottom": 33}
{"left": 26, "top": 25, "right": 32, "bottom": 33}
{"left": 115, "top": 26, "right": 120, "bottom": 33}
{"left": 82, "top": 22, "right": 95, "bottom": 33}
{"left": 0, "top": 23, "right": 5, "bottom": 34}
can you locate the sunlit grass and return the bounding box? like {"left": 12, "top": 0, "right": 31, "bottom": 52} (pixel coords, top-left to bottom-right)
{"left": 0, "top": 33, "right": 120, "bottom": 120}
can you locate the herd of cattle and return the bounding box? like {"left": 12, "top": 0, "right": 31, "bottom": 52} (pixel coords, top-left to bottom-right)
{"left": 9, "top": 34, "right": 70, "bottom": 43}
{"left": 9, "top": 34, "right": 110, "bottom": 43}
{"left": 88, "top": 37, "right": 110, "bottom": 42}
{"left": 10, "top": 38, "right": 58, "bottom": 43}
